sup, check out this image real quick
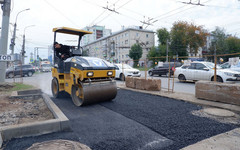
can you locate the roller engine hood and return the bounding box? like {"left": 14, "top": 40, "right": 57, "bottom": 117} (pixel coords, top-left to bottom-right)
{"left": 65, "top": 56, "right": 115, "bottom": 70}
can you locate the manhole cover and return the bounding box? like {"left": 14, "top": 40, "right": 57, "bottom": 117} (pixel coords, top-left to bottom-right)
{"left": 203, "top": 108, "right": 235, "bottom": 117}
{"left": 26, "top": 139, "right": 91, "bottom": 150}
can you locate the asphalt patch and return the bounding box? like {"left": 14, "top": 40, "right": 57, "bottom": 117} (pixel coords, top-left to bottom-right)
{"left": 2, "top": 89, "right": 238, "bottom": 150}
{"left": 100, "top": 89, "right": 238, "bottom": 150}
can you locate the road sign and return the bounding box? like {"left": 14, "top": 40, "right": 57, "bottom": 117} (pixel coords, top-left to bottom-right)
{"left": 0, "top": 54, "right": 13, "bottom": 61}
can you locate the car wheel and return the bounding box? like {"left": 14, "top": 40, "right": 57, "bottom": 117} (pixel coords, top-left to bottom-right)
{"left": 211, "top": 76, "right": 223, "bottom": 82}
{"left": 27, "top": 71, "right": 33, "bottom": 77}
{"left": 120, "top": 73, "right": 125, "bottom": 81}
{"left": 8, "top": 73, "right": 14, "bottom": 78}
{"left": 149, "top": 71, "right": 153, "bottom": 76}
{"left": 217, "top": 76, "right": 223, "bottom": 82}
{"left": 166, "top": 72, "right": 171, "bottom": 77}
{"left": 178, "top": 74, "right": 186, "bottom": 82}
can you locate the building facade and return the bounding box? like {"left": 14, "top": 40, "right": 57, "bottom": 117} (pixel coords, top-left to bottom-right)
{"left": 81, "top": 25, "right": 112, "bottom": 46}
{"left": 83, "top": 27, "right": 155, "bottom": 65}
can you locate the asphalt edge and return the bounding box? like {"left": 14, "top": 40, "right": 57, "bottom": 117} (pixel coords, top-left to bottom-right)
{"left": 0, "top": 91, "right": 70, "bottom": 146}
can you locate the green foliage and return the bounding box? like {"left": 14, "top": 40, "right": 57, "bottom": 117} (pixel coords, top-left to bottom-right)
{"left": 224, "top": 36, "right": 240, "bottom": 60}
{"left": 170, "top": 21, "right": 188, "bottom": 57}
{"left": 209, "top": 27, "right": 228, "bottom": 55}
{"left": 157, "top": 28, "right": 170, "bottom": 45}
{"left": 187, "top": 23, "right": 208, "bottom": 56}
{"left": 129, "top": 44, "right": 143, "bottom": 67}
{"left": 170, "top": 21, "right": 208, "bottom": 57}
{"left": 11, "top": 83, "right": 34, "bottom": 91}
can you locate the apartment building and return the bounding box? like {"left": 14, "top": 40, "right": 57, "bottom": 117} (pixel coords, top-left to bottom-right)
{"left": 81, "top": 25, "right": 112, "bottom": 46}
{"left": 83, "top": 27, "right": 155, "bottom": 64}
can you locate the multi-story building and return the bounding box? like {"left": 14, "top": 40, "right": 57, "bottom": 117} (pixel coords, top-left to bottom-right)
{"left": 83, "top": 27, "right": 155, "bottom": 65}
{"left": 81, "top": 25, "right": 112, "bottom": 46}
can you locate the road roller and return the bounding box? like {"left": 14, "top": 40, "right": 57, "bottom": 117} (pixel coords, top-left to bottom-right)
{"left": 51, "top": 27, "right": 117, "bottom": 106}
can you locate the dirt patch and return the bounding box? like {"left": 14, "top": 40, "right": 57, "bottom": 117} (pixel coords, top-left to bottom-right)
{"left": 0, "top": 84, "right": 54, "bottom": 127}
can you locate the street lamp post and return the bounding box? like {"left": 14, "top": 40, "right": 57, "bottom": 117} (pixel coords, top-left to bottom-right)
{"left": 10, "top": 8, "right": 30, "bottom": 55}
{"left": 21, "top": 25, "right": 35, "bottom": 64}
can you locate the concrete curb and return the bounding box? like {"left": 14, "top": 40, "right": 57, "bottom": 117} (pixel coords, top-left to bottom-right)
{"left": 0, "top": 89, "right": 70, "bottom": 147}
{"left": 117, "top": 84, "right": 240, "bottom": 112}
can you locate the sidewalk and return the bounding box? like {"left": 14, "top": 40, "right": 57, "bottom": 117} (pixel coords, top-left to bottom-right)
{"left": 117, "top": 83, "right": 240, "bottom": 150}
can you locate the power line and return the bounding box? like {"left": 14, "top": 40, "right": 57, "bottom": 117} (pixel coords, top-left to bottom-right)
{"left": 43, "top": 0, "right": 80, "bottom": 27}
{"left": 90, "top": 0, "right": 120, "bottom": 26}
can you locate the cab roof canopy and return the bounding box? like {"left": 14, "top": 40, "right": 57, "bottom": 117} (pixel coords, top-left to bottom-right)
{"left": 52, "top": 27, "right": 92, "bottom": 36}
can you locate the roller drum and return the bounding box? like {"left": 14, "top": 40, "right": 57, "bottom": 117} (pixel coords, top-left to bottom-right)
{"left": 71, "top": 81, "right": 117, "bottom": 106}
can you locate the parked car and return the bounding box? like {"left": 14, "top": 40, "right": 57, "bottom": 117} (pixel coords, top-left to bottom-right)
{"left": 114, "top": 64, "right": 141, "bottom": 81}
{"left": 148, "top": 62, "right": 182, "bottom": 77}
{"left": 40, "top": 64, "right": 52, "bottom": 72}
{"left": 174, "top": 61, "right": 240, "bottom": 82}
{"left": 6, "top": 64, "right": 35, "bottom": 78}
{"left": 220, "top": 62, "right": 240, "bottom": 72}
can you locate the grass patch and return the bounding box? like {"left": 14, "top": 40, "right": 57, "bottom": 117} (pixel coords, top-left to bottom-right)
{"left": 11, "top": 83, "right": 34, "bottom": 91}
{"left": 134, "top": 67, "right": 151, "bottom": 71}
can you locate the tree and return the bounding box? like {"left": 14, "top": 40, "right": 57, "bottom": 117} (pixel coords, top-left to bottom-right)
{"left": 209, "top": 27, "right": 228, "bottom": 55}
{"left": 225, "top": 36, "right": 240, "bottom": 61}
{"left": 157, "top": 28, "right": 170, "bottom": 45}
{"left": 147, "top": 46, "right": 168, "bottom": 66}
{"left": 170, "top": 21, "right": 188, "bottom": 57}
{"left": 129, "top": 44, "right": 143, "bottom": 67}
{"left": 187, "top": 23, "right": 208, "bottom": 56}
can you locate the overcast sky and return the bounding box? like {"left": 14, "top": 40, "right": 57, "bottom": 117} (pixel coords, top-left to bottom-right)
{"left": 1, "top": 0, "right": 240, "bottom": 63}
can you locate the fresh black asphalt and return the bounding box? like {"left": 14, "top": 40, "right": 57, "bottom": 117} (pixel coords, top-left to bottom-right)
{"left": 3, "top": 89, "right": 238, "bottom": 150}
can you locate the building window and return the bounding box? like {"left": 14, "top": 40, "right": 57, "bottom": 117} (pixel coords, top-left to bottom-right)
{"left": 146, "top": 41, "right": 149, "bottom": 45}
{"left": 146, "top": 34, "right": 148, "bottom": 38}
{"left": 126, "top": 54, "right": 129, "bottom": 58}
{"left": 122, "top": 55, "right": 124, "bottom": 58}
{"left": 125, "top": 40, "right": 128, "bottom": 44}
{"left": 136, "top": 33, "right": 139, "bottom": 37}
{"left": 125, "top": 33, "right": 128, "bottom": 37}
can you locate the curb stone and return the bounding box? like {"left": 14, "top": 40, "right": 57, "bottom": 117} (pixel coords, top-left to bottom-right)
{"left": 0, "top": 89, "right": 70, "bottom": 142}
{"left": 0, "top": 132, "right": 2, "bottom": 149}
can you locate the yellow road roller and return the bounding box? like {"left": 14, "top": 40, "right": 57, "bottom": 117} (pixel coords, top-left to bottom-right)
{"left": 51, "top": 27, "right": 117, "bottom": 106}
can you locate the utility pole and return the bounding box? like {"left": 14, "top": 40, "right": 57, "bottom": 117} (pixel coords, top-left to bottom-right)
{"left": 166, "top": 39, "right": 169, "bottom": 62}
{"left": 214, "top": 44, "right": 217, "bottom": 82}
{"left": 10, "top": 8, "right": 30, "bottom": 54}
{"left": 21, "top": 34, "right": 25, "bottom": 64}
{"left": 0, "top": 0, "right": 11, "bottom": 83}
{"left": 22, "top": 25, "right": 35, "bottom": 64}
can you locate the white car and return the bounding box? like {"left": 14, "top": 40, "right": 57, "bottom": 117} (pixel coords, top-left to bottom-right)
{"left": 174, "top": 61, "right": 240, "bottom": 82}
{"left": 114, "top": 64, "right": 141, "bottom": 81}
{"left": 220, "top": 62, "right": 240, "bottom": 72}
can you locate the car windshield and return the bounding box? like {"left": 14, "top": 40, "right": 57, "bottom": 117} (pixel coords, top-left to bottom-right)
{"left": 119, "top": 64, "right": 133, "bottom": 69}
{"left": 42, "top": 64, "right": 51, "bottom": 67}
{"left": 205, "top": 62, "right": 222, "bottom": 69}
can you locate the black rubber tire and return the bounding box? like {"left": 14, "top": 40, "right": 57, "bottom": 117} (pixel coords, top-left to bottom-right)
{"left": 149, "top": 71, "right": 153, "bottom": 76}
{"left": 120, "top": 73, "right": 125, "bottom": 81}
{"left": 211, "top": 76, "right": 223, "bottom": 83}
{"left": 52, "top": 78, "right": 60, "bottom": 98}
{"left": 8, "top": 73, "right": 14, "bottom": 78}
{"left": 178, "top": 74, "right": 186, "bottom": 82}
{"left": 28, "top": 71, "right": 33, "bottom": 77}
{"left": 166, "top": 72, "right": 171, "bottom": 77}
{"left": 71, "top": 85, "right": 83, "bottom": 106}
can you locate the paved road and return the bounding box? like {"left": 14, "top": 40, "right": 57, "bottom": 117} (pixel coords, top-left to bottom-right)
{"left": 140, "top": 70, "right": 195, "bottom": 94}
{"left": 5, "top": 72, "right": 195, "bottom": 95}
{"left": 3, "top": 88, "right": 237, "bottom": 150}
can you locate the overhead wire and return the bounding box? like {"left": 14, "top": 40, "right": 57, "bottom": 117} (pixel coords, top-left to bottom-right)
{"left": 89, "top": 0, "right": 122, "bottom": 26}
{"left": 42, "top": 0, "right": 80, "bottom": 28}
